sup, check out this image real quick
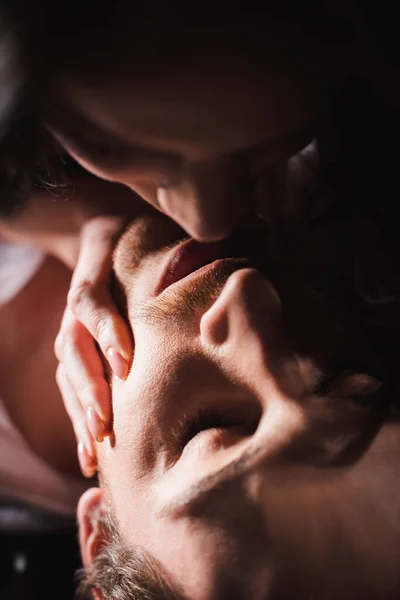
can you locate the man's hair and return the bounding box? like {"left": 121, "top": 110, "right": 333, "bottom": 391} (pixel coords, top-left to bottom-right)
{"left": 76, "top": 512, "right": 186, "bottom": 600}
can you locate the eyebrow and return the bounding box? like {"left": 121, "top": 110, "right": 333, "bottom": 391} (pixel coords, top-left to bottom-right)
{"left": 158, "top": 441, "right": 267, "bottom": 519}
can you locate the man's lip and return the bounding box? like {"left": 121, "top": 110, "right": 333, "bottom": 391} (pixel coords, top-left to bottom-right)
{"left": 155, "top": 227, "right": 268, "bottom": 296}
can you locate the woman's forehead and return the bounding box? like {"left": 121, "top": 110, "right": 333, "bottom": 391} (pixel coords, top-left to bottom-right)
{"left": 48, "top": 62, "right": 326, "bottom": 169}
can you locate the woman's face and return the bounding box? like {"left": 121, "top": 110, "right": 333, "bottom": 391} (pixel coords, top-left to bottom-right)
{"left": 44, "top": 20, "right": 335, "bottom": 240}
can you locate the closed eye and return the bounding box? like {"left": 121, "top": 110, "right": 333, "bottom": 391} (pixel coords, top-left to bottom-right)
{"left": 177, "top": 406, "right": 260, "bottom": 452}
{"left": 53, "top": 127, "right": 184, "bottom": 183}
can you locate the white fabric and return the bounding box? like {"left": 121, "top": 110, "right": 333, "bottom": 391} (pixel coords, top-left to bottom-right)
{"left": 0, "top": 240, "right": 45, "bottom": 305}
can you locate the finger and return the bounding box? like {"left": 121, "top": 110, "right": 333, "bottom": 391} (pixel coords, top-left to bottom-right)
{"left": 54, "top": 305, "right": 75, "bottom": 362}
{"left": 55, "top": 310, "right": 112, "bottom": 428}
{"left": 68, "top": 217, "right": 133, "bottom": 376}
{"left": 68, "top": 283, "right": 132, "bottom": 380}
{"left": 72, "top": 216, "right": 126, "bottom": 289}
{"left": 56, "top": 365, "right": 97, "bottom": 478}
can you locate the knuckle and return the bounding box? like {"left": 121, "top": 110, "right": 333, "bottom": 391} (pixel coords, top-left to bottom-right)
{"left": 67, "top": 280, "right": 96, "bottom": 314}
{"left": 54, "top": 333, "right": 64, "bottom": 360}
{"left": 75, "top": 376, "right": 106, "bottom": 409}
{"left": 55, "top": 364, "right": 64, "bottom": 389}
{"left": 92, "top": 314, "right": 109, "bottom": 343}
{"left": 66, "top": 319, "right": 82, "bottom": 347}
{"left": 83, "top": 216, "right": 124, "bottom": 244}
{"left": 68, "top": 281, "right": 109, "bottom": 343}
{"left": 55, "top": 320, "right": 81, "bottom": 358}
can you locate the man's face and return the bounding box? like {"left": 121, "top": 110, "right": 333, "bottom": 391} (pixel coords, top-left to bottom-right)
{"left": 91, "top": 197, "right": 400, "bottom": 600}
{"left": 44, "top": 20, "right": 331, "bottom": 240}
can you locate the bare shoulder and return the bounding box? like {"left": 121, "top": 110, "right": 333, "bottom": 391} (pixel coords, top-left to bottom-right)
{"left": 0, "top": 255, "right": 80, "bottom": 477}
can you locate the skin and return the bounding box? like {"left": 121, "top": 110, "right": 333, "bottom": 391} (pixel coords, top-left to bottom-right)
{"left": 0, "top": 179, "right": 142, "bottom": 471}
{"left": 0, "top": 253, "right": 79, "bottom": 476}
{"left": 79, "top": 203, "right": 400, "bottom": 600}
{"left": 44, "top": 23, "right": 347, "bottom": 460}
{"left": 46, "top": 32, "right": 329, "bottom": 240}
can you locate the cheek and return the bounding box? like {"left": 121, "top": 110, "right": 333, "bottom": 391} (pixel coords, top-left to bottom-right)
{"left": 105, "top": 331, "right": 185, "bottom": 478}
{"left": 112, "top": 366, "right": 161, "bottom": 471}
{"left": 61, "top": 140, "right": 161, "bottom": 206}
{"left": 98, "top": 378, "right": 158, "bottom": 534}
{"left": 58, "top": 142, "right": 117, "bottom": 183}
{"left": 104, "top": 348, "right": 161, "bottom": 474}
{"left": 127, "top": 182, "right": 159, "bottom": 208}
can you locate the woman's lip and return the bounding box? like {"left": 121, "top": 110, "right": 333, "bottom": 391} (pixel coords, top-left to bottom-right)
{"left": 156, "top": 228, "right": 268, "bottom": 296}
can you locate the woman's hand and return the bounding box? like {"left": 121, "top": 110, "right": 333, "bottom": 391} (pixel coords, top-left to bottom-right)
{"left": 54, "top": 215, "right": 133, "bottom": 476}
{"left": 2, "top": 178, "right": 141, "bottom": 476}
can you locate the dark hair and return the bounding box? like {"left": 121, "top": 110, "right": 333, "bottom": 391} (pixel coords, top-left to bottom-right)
{"left": 0, "top": 2, "right": 336, "bottom": 219}
{"left": 0, "top": 2, "right": 397, "bottom": 201}
{"left": 76, "top": 512, "right": 186, "bottom": 600}
{"left": 0, "top": 111, "right": 70, "bottom": 217}
{"left": 0, "top": 8, "right": 86, "bottom": 217}
{"left": 1, "top": 1, "right": 400, "bottom": 381}
{"left": 5, "top": 1, "right": 351, "bottom": 63}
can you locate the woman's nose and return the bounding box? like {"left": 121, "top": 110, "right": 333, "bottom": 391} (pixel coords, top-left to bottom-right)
{"left": 156, "top": 157, "right": 245, "bottom": 241}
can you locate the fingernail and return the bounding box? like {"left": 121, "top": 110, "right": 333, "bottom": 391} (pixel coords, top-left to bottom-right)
{"left": 87, "top": 407, "right": 106, "bottom": 442}
{"left": 78, "top": 442, "right": 97, "bottom": 478}
{"left": 107, "top": 347, "right": 129, "bottom": 380}
{"left": 80, "top": 426, "right": 95, "bottom": 458}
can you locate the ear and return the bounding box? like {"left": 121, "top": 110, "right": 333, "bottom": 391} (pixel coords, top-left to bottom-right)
{"left": 77, "top": 487, "right": 107, "bottom": 600}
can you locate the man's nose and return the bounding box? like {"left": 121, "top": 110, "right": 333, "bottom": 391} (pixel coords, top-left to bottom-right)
{"left": 200, "top": 268, "right": 281, "bottom": 378}
{"left": 200, "top": 268, "right": 306, "bottom": 462}
{"left": 156, "top": 156, "right": 246, "bottom": 241}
